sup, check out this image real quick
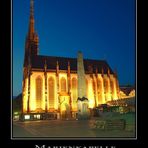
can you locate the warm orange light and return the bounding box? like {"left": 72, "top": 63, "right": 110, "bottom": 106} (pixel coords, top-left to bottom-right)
{"left": 87, "top": 79, "right": 95, "bottom": 108}
{"left": 59, "top": 96, "right": 70, "bottom": 111}
{"left": 89, "top": 99, "right": 94, "bottom": 108}
{"left": 22, "top": 71, "right": 120, "bottom": 113}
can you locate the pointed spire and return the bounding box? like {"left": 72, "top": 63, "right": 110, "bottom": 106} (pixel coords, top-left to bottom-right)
{"left": 101, "top": 67, "right": 104, "bottom": 77}
{"left": 44, "top": 58, "right": 47, "bottom": 71}
{"left": 24, "top": 0, "right": 38, "bottom": 67}
{"left": 95, "top": 67, "right": 98, "bottom": 77}
{"left": 67, "top": 61, "right": 71, "bottom": 94}
{"left": 68, "top": 61, "right": 70, "bottom": 70}
{"left": 30, "top": 0, "right": 34, "bottom": 17}
{"left": 28, "top": 0, "right": 35, "bottom": 38}
{"left": 56, "top": 61, "right": 59, "bottom": 76}
{"left": 68, "top": 61, "right": 70, "bottom": 76}
{"left": 107, "top": 68, "right": 110, "bottom": 76}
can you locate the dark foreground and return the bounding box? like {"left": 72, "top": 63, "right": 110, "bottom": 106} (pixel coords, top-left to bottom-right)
{"left": 13, "top": 113, "right": 135, "bottom": 139}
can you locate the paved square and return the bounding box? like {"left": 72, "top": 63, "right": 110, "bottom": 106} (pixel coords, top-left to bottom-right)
{"left": 13, "top": 119, "right": 135, "bottom": 138}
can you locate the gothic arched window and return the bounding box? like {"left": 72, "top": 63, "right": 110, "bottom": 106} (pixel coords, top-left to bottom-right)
{"left": 48, "top": 77, "right": 55, "bottom": 108}
{"left": 61, "top": 77, "right": 66, "bottom": 92}
{"left": 104, "top": 79, "right": 108, "bottom": 93}
{"left": 110, "top": 80, "right": 114, "bottom": 94}
{"left": 36, "top": 76, "right": 43, "bottom": 109}
{"left": 97, "top": 79, "right": 102, "bottom": 93}
{"left": 72, "top": 77, "right": 77, "bottom": 104}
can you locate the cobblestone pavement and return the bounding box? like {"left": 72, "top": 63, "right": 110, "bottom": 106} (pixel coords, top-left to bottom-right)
{"left": 13, "top": 119, "right": 135, "bottom": 139}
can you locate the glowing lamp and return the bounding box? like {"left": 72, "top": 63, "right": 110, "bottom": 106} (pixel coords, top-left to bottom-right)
{"left": 24, "top": 115, "right": 30, "bottom": 120}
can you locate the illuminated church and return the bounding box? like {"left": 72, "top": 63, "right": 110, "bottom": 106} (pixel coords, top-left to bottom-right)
{"left": 22, "top": 0, "right": 120, "bottom": 119}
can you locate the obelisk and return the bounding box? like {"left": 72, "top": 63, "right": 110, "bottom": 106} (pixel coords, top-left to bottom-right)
{"left": 77, "top": 51, "right": 89, "bottom": 119}
{"left": 77, "top": 51, "right": 86, "bottom": 98}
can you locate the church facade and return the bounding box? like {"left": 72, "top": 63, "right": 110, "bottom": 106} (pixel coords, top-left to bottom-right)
{"left": 22, "top": 0, "right": 120, "bottom": 119}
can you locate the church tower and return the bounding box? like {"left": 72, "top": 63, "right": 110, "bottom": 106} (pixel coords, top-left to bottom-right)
{"left": 24, "top": 0, "right": 39, "bottom": 67}
{"left": 22, "top": 0, "right": 39, "bottom": 113}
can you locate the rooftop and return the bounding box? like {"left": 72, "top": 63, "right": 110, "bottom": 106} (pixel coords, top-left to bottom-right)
{"left": 29, "top": 55, "right": 114, "bottom": 74}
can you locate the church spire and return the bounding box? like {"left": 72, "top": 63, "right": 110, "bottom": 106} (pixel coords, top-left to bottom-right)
{"left": 24, "top": 0, "right": 39, "bottom": 67}
{"left": 30, "top": 0, "right": 34, "bottom": 17}
{"left": 28, "top": 0, "right": 35, "bottom": 39}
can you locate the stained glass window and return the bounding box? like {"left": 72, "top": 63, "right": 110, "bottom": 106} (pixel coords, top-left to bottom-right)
{"left": 48, "top": 77, "right": 55, "bottom": 108}
{"left": 36, "top": 76, "right": 42, "bottom": 109}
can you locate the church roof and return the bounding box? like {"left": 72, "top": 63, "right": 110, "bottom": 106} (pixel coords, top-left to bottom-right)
{"left": 120, "top": 86, "right": 135, "bottom": 96}
{"left": 31, "top": 55, "right": 114, "bottom": 74}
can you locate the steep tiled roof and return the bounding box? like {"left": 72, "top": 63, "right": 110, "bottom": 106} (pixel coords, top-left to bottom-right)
{"left": 30, "top": 55, "right": 114, "bottom": 74}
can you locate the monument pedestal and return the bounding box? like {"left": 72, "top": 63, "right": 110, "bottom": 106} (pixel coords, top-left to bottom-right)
{"left": 77, "top": 97, "right": 90, "bottom": 120}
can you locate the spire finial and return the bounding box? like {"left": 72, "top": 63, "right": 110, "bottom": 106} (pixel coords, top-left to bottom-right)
{"left": 108, "top": 68, "right": 110, "bottom": 75}
{"left": 30, "top": 0, "right": 34, "bottom": 17}
{"left": 101, "top": 67, "right": 104, "bottom": 77}
{"left": 28, "top": 0, "right": 35, "bottom": 38}
{"left": 44, "top": 58, "right": 47, "bottom": 71}
{"left": 68, "top": 61, "right": 70, "bottom": 67}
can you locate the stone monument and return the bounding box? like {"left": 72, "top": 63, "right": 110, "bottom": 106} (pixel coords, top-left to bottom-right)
{"left": 77, "top": 51, "right": 89, "bottom": 119}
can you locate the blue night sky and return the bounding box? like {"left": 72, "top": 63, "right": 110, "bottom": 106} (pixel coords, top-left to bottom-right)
{"left": 13, "top": 0, "right": 136, "bottom": 96}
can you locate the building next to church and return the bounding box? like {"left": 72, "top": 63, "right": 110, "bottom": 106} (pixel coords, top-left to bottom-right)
{"left": 22, "top": 0, "right": 121, "bottom": 120}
